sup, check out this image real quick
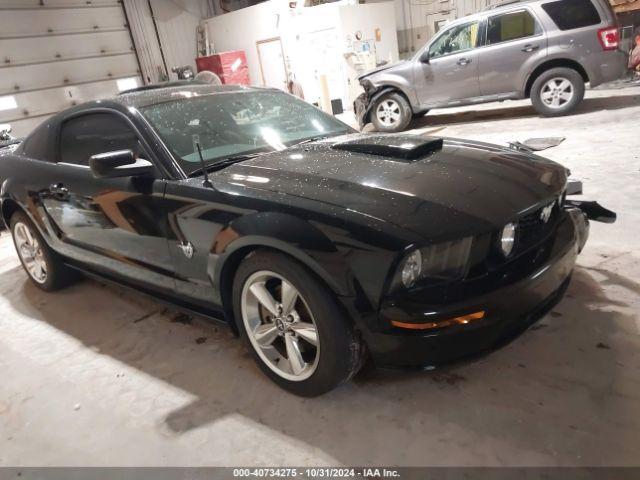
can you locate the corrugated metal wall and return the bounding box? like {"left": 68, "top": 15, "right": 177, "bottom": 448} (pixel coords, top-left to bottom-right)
{"left": 123, "top": 0, "right": 213, "bottom": 84}
{"left": 393, "top": 0, "right": 504, "bottom": 56}
{"left": 0, "top": 0, "right": 143, "bottom": 137}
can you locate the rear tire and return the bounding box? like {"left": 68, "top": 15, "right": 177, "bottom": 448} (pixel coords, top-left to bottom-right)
{"left": 233, "top": 250, "right": 364, "bottom": 396}
{"left": 10, "top": 211, "right": 78, "bottom": 291}
{"left": 530, "top": 67, "right": 585, "bottom": 117}
{"left": 370, "top": 92, "right": 412, "bottom": 133}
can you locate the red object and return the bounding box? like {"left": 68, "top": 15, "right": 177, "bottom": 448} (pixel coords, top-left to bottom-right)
{"left": 196, "top": 51, "right": 250, "bottom": 85}
{"left": 597, "top": 27, "right": 619, "bottom": 51}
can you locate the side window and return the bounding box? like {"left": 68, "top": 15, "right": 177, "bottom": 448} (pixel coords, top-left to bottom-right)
{"left": 59, "top": 113, "right": 143, "bottom": 166}
{"left": 429, "top": 21, "right": 480, "bottom": 59}
{"left": 22, "top": 121, "right": 55, "bottom": 161}
{"left": 487, "top": 10, "right": 540, "bottom": 45}
{"left": 541, "top": 0, "right": 601, "bottom": 30}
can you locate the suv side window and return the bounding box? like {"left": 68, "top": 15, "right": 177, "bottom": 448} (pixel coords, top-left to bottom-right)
{"left": 429, "top": 21, "right": 480, "bottom": 59}
{"left": 59, "top": 113, "right": 144, "bottom": 166}
{"left": 541, "top": 0, "right": 601, "bottom": 30}
{"left": 486, "top": 10, "right": 540, "bottom": 45}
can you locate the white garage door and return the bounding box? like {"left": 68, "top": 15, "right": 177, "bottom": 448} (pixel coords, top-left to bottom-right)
{"left": 0, "top": 0, "right": 142, "bottom": 138}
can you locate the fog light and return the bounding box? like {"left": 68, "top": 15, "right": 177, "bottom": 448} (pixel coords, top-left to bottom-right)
{"left": 500, "top": 222, "right": 517, "bottom": 257}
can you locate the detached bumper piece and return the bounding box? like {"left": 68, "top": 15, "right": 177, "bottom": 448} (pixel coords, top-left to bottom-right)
{"left": 354, "top": 93, "right": 369, "bottom": 128}
{"left": 567, "top": 200, "right": 616, "bottom": 224}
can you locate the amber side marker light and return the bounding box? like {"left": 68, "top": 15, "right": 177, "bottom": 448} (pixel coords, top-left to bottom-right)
{"left": 391, "top": 311, "right": 486, "bottom": 330}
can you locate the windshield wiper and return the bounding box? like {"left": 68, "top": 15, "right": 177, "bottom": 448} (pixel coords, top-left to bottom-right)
{"left": 188, "top": 152, "right": 265, "bottom": 178}
{"left": 294, "top": 135, "right": 331, "bottom": 146}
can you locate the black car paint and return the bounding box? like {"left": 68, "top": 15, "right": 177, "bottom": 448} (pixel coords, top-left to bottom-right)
{"left": 0, "top": 85, "right": 600, "bottom": 368}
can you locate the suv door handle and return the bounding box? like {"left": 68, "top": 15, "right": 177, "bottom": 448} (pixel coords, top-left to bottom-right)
{"left": 521, "top": 44, "right": 540, "bottom": 52}
{"left": 457, "top": 57, "right": 472, "bottom": 66}
{"left": 49, "top": 183, "right": 69, "bottom": 199}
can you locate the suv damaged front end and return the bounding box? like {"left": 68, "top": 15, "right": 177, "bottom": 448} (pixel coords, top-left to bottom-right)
{"left": 354, "top": 61, "right": 416, "bottom": 129}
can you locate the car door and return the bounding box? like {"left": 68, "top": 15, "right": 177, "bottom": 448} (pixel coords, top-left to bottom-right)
{"left": 478, "top": 8, "right": 547, "bottom": 96}
{"left": 413, "top": 20, "right": 482, "bottom": 107}
{"left": 41, "top": 110, "right": 177, "bottom": 293}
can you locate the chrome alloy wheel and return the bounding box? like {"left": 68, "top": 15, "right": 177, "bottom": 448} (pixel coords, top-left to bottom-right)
{"left": 540, "top": 77, "right": 574, "bottom": 109}
{"left": 376, "top": 99, "right": 401, "bottom": 127}
{"left": 14, "top": 222, "right": 47, "bottom": 284}
{"left": 241, "top": 270, "right": 320, "bottom": 381}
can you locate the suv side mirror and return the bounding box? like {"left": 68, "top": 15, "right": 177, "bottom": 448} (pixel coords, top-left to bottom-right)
{"left": 419, "top": 50, "right": 431, "bottom": 64}
{"left": 89, "top": 150, "right": 155, "bottom": 179}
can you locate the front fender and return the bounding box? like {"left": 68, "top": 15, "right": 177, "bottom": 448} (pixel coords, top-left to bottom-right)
{"left": 209, "top": 211, "right": 355, "bottom": 299}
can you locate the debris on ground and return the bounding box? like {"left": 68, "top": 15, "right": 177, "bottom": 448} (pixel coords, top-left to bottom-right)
{"left": 596, "top": 342, "right": 611, "bottom": 350}
{"left": 195, "top": 337, "right": 207, "bottom": 344}
{"left": 132, "top": 311, "right": 157, "bottom": 324}
{"left": 530, "top": 323, "right": 548, "bottom": 330}
{"left": 508, "top": 137, "right": 565, "bottom": 152}
{"left": 171, "top": 313, "right": 192, "bottom": 325}
{"left": 430, "top": 372, "right": 466, "bottom": 385}
{"left": 73, "top": 404, "right": 81, "bottom": 411}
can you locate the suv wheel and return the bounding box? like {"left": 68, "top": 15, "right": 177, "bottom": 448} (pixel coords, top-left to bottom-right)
{"left": 233, "top": 250, "right": 364, "bottom": 396}
{"left": 371, "top": 92, "right": 412, "bottom": 132}
{"left": 531, "top": 67, "right": 585, "bottom": 117}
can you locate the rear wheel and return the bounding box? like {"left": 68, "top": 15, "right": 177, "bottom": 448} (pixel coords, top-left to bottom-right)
{"left": 233, "top": 251, "right": 364, "bottom": 396}
{"left": 370, "top": 92, "right": 412, "bottom": 132}
{"left": 531, "top": 67, "right": 585, "bottom": 117}
{"left": 10, "top": 211, "right": 77, "bottom": 291}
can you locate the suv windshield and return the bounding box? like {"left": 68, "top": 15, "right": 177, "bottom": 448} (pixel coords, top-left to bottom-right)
{"left": 141, "top": 90, "right": 353, "bottom": 174}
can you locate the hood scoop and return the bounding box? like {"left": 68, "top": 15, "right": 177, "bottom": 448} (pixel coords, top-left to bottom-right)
{"left": 331, "top": 134, "right": 443, "bottom": 161}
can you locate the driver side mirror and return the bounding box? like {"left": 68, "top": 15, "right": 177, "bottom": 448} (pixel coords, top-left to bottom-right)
{"left": 89, "top": 150, "right": 155, "bottom": 179}
{"left": 419, "top": 50, "right": 431, "bottom": 64}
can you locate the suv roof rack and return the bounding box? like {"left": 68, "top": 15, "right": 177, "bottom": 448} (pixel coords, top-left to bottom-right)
{"left": 481, "top": 0, "right": 523, "bottom": 11}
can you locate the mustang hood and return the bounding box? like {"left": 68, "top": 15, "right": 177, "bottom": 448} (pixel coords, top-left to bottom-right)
{"left": 220, "top": 134, "right": 567, "bottom": 241}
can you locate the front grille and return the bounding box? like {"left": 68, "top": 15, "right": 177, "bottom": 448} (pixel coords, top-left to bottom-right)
{"left": 516, "top": 199, "right": 560, "bottom": 252}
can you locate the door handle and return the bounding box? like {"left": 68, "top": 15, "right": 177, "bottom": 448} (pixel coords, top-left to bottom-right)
{"left": 521, "top": 44, "right": 540, "bottom": 52}
{"left": 49, "top": 183, "right": 69, "bottom": 199}
{"left": 457, "top": 58, "right": 472, "bottom": 66}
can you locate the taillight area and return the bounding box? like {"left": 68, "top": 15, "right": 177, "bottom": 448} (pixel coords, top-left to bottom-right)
{"left": 598, "top": 27, "right": 619, "bottom": 51}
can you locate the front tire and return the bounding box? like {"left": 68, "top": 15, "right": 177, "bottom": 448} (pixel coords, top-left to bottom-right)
{"left": 531, "top": 67, "right": 585, "bottom": 117}
{"left": 10, "top": 211, "right": 77, "bottom": 291}
{"left": 370, "top": 92, "right": 412, "bottom": 132}
{"left": 233, "top": 250, "right": 364, "bottom": 396}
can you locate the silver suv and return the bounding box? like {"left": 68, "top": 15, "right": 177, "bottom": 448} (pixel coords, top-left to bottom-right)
{"left": 355, "top": 0, "right": 626, "bottom": 132}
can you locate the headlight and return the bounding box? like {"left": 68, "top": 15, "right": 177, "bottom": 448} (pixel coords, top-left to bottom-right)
{"left": 500, "top": 222, "right": 517, "bottom": 257}
{"left": 396, "top": 237, "right": 473, "bottom": 289}
{"left": 401, "top": 250, "right": 422, "bottom": 288}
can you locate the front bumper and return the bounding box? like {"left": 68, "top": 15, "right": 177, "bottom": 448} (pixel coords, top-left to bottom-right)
{"left": 354, "top": 93, "right": 369, "bottom": 128}
{"left": 366, "top": 210, "right": 586, "bottom": 369}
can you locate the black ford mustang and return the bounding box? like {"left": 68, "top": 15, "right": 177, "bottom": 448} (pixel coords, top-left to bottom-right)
{"left": 0, "top": 84, "right": 614, "bottom": 396}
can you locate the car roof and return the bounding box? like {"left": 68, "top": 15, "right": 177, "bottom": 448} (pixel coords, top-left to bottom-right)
{"left": 24, "top": 82, "right": 278, "bottom": 136}
{"left": 443, "top": 0, "right": 545, "bottom": 26}
{"left": 115, "top": 82, "right": 271, "bottom": 109}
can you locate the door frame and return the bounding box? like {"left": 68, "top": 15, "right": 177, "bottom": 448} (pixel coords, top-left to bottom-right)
{"left": 256, "top": 37, "right": 289, "bottom": 88}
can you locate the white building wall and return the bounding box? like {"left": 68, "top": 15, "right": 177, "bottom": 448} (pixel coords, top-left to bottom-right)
{"left": 205, "top": 1, "right": 398, "bottom": 109}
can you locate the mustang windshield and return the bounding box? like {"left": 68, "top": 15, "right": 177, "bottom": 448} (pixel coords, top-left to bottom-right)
{"left": 141, "top": 90, "right": 353, "bottom": 174}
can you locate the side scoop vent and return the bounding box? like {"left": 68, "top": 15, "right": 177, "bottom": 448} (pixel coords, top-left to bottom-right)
{"left": 331, "top": 134, "right": 443, "bottom": 161}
